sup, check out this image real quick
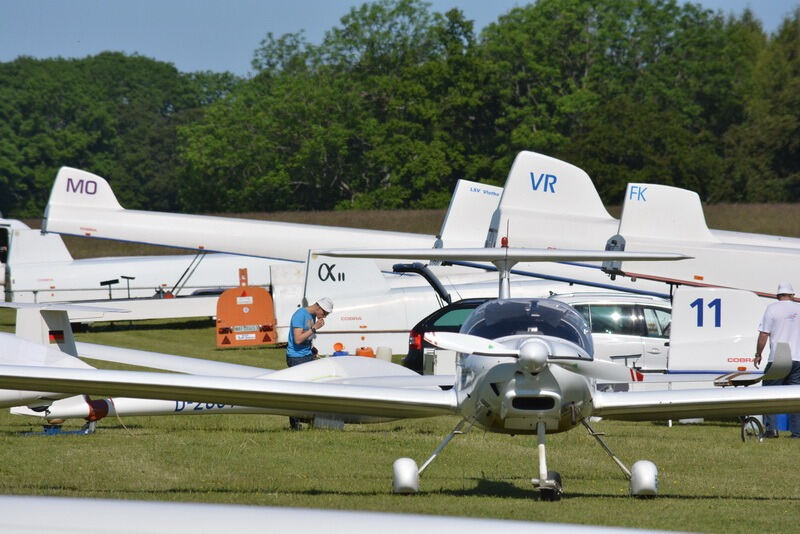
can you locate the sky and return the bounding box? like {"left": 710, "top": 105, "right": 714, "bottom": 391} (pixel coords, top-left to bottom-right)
{"left": 1, "top": 0, "right": 797, "bottom": 77}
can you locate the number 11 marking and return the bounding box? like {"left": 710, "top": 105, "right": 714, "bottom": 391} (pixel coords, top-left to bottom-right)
{"left": 690, "top": 297, "right": 721, "bottom": 327}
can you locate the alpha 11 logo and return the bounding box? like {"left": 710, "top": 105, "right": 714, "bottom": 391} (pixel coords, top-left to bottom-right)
{"left": 318, "top": 262, "right": 345, "bottom": 282}
{"left": 530, "top": 172, "right": 557, "bottom": 193}
{"left": 66, "top": 178, "right": 97, "bottom": 195}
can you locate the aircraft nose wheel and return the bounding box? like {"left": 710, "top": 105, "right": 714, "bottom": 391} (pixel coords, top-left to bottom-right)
{"left": 538, "top": 471, "right": 562, "bottom": 501}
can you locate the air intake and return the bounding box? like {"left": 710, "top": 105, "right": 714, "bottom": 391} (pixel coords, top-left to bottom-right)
{"left": 511, "top": 397, "right": 555, "bottom": 410}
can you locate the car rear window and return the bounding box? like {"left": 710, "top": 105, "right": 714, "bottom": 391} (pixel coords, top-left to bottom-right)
{"left": 433, "top": 307, "right": 475, "bottom": 328}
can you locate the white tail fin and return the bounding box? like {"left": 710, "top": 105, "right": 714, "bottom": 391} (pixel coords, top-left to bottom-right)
{"left": 7, "top": 228, "right": 73, "bottom": 264}
{"left": 618, "top": 184, "right": 717, "bottom": 243}
{"left": 438, "top": 180, "right": 502, "bottom": 247}
{"left": 2, "top": 302, "right": 127, "bottom": 357}
{"left": 14, "top": 306, "right": 78, "bottom": 356}
{"left": 487, "top": 151, "right": 616, "bottom": 249}
{"left": 304, "top": 252, "right": 389, "bottom": 302}
{"left": 668, "top": 287, "right": 763, "bottom": 372}
{"left": 45, "top": 167, "right": 122, "bottom": 212}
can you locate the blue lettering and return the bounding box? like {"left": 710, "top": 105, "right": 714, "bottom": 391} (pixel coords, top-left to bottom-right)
{"left": 629, "top": 185, "right": 647, "bottom": 202}
{"left": 530, "top": 172, "right": 557, "bottom": 193}
{"left": 544, "top": 174, "right": 556, "bottom": 193}
{"left": 175, "top": 400, "right": 227, "bottom": 412}
{"left": 690, "top": 297, "right": 722, "bottom": 328}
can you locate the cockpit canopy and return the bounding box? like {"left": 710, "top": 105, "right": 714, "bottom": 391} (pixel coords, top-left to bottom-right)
{"left": 460, "top": 298, "right": 594, "bottom": 356}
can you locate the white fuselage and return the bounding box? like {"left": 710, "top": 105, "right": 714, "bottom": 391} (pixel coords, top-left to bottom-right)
{"left": 454, "top": 340, "right": 594, "bottom": 435}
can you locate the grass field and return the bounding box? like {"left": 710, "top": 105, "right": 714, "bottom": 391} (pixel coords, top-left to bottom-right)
{"left": 1, "top": 308, "right": 800, "bottom": 532}
{"left": 6, "top": 204, "right": 800, "bottom": 531}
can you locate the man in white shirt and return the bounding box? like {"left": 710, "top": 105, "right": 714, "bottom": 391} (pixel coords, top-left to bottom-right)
{"left": 755, "top": 281, "right": 800, "bottom": 438}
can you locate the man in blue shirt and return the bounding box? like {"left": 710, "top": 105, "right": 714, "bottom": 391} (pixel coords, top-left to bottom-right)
{"left": 286, "top": 297, "right": 333, "bottom": 429}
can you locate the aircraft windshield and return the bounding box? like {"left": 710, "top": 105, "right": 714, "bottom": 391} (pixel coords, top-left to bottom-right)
{"left": 460, "top": 298, "right": 594, "bottom": 356}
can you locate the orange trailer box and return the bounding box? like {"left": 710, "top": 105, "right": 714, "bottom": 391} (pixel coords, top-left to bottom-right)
{"left": 216, "top": 269, "right": 276, "bottom": 348}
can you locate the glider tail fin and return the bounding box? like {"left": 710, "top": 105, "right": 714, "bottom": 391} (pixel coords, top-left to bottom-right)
{"left": 667, "top": 287, "right": 762, "bottom": 373}
{"left": 618, "top": 183, "right": 716, "bottom": 243}
{"left": 44, "top": 167, "right": 123, "bottom": 232}
{"left": 487, "top": 151, "right": 616, "bottom": 249}
{"left": 438, "top": 179, "right": 502, "bottom": 247}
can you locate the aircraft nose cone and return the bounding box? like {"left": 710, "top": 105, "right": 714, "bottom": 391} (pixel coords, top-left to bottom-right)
{"left": 518, "top": 339, "right": 549, "bottom": 374}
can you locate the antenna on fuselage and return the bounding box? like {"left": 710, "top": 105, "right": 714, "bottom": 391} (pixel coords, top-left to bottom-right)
{"left": 495, "top": 230, "right": 512, "bottom": 300}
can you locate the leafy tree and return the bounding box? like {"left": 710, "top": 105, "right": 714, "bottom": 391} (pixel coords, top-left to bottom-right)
{"left": 0, "top": 53, "right": 237, "bottom": 216}
{"left": 723, "top": 9, "right": 800, "bottom": 202}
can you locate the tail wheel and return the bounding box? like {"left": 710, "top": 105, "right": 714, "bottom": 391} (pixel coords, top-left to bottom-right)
{"left": 740, "top": 416, "right": 764, "bottom": 442}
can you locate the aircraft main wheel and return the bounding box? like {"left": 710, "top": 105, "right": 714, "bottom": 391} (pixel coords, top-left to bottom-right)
{"left": 630, "top": 460, "right": 658, "bottom": 497}
{"left": 740, "top": 416, "right": 764, "bottom": 442}
{"left": 392, "top": 458, "right": 419, "bottom": 494}
{"left": 539, "top": 471, "right": 562, "bottom": 502}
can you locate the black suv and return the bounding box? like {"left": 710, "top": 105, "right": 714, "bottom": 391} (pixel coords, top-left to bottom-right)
{"left": 402, "top": 298, "right": 490, "bottom": 373}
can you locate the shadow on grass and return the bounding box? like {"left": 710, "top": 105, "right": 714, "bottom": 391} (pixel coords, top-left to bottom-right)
{"left": 439, "top": 478, "right": 537, "bottom": 499}
{"left": 16, "top": 481, "right": 800, "bottom": 503}
{"left": 81, "top": 318, "right": 214, "bottom": 333}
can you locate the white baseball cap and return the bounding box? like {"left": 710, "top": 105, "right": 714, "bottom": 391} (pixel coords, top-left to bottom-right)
{"left": 316, "top": 297, "right": 334, "bottom": 313}
{"left": 777, "top": 281, "right": 795, "bottom": 295}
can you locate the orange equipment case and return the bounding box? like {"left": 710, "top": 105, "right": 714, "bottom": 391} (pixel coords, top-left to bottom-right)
{"left": 216, "top": 269, "right": 276, "bottom": 348}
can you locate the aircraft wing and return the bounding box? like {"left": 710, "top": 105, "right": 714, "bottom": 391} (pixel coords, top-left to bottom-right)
{"left": 318, "top": 247, "right": 690, "bottom": 264}
{"left": 76, "top": 342, "right": 273, "bottom": 378}
{"left": 592, "top": 385, "right": 800, "bottom": 421}
{"left": 0, "top": 365, "right": 458, "bottom": 419}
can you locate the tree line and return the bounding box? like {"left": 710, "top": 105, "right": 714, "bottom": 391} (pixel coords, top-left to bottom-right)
{"left": 1, "top": 0, "right": 799, "bottom": 217}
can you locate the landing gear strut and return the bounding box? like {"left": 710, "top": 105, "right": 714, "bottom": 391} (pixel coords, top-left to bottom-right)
{"left": 531, "top": 421, "right": 562, "bottom": 501}
{"left": 582, "top": 419, "right": 658, "bottom": 497}
{"left": 392, "top": 416, "right": 477, "bottom": 493}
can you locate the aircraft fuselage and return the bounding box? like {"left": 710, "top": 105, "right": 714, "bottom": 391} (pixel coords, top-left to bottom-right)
{"left": 457, "top": 352, "right": 594, "bottom": 435}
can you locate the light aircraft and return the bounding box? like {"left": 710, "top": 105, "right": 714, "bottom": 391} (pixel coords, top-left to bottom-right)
{"left": 1, "top": 246, "right": 798, "bottom": 501}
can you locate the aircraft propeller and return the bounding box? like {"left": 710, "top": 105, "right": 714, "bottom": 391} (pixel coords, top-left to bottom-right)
{"left": 424, "top": 332, "right": 643, "bottom": 383}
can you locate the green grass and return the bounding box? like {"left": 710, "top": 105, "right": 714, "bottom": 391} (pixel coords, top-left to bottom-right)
{"left": 1, "top": 309, "right": 800, "bottom": 532}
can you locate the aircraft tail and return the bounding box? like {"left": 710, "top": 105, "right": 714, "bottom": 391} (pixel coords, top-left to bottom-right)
{"left": 667, "top": 287, "right": 764, "bottom": 373}
{"left": 438, "top": 180, "right": 502, "bottom": 247}
{"left": 486, "top": 151, "right": 616, "bottom": 249}
{"left": 0, "top": 303, "right": 103, "bottom": 408}
{"left": 45, "top": 167, "right": 122, "bottom": 214}
{"left": 6, "top": 228, "right": 73, "bottom": 264}
{"left": 617, "top": 184, "right": 717, "bottom": 243}
{"left": 304, "top": 252, "right": 390, "bottom": 302}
